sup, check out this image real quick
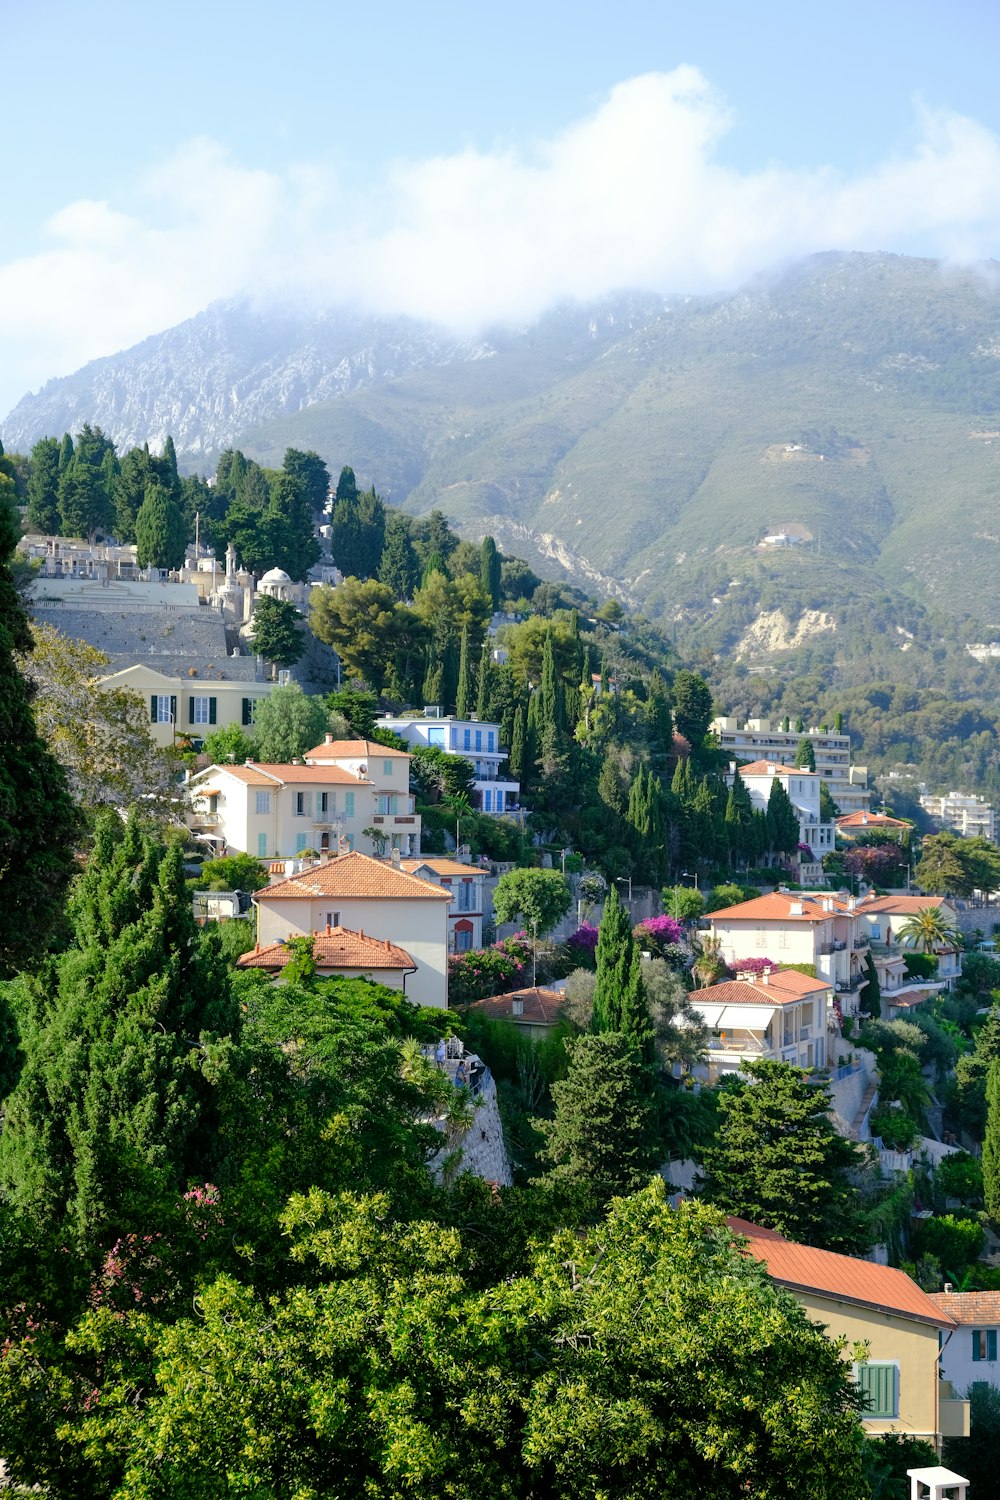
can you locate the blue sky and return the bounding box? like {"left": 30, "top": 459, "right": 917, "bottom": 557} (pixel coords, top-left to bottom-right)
{"left": 3, "top": 0, "right": 1000, "bottom": 417}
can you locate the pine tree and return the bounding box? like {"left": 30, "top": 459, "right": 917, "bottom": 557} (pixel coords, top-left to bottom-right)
{"left": 793, "top": 737, "right": 817, "bottom": 770}
{"left": 0, "top": 493, "right": 80, "bottom": 973}
{"left": 591, "top": 886, "right": 654, "bottom": 1063}
{"left": 135, "top": 480, "right": 188, "bottom": 570}
{"left": 57, "top": 431, "right": 74, "bottom": 475}
{"left": 267, "top": 470, "right": 321, "bottom": 581}
{"left": 479, "top": 535, "right": 501, "bottom": 610}
{"left": 378, "top": 514, "right": 420, "bottom": 599}
{"left": 984, "top": 1059, "right": 1000, "bottom": 1229}
{"left": 455, "top": 625, "right": 473, "bottom": 720}
{"left": 26, "top": 437, "right": 61, "bottom": 533}
{"left": 335, "top": 466, "right": 358, "bottom": 504}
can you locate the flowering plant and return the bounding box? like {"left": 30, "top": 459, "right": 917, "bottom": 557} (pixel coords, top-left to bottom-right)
{"left": 730, "top": 956, "right": 777, "bottom": 976}
{"left": 634, "top": 915, "right": 685, "bottom": 954}
{"left": 449, "top": 931, "right": 534, "bottom": 1004}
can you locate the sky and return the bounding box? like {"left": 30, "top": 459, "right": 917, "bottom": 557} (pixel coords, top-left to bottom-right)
{"left": 3, "top": 0, "right": 1000, "bottom": 419}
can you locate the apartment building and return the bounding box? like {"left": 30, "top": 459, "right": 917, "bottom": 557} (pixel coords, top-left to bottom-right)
{"left": 919, "top": 790, "right": 996, "bottom": 842}
{"left": 713, "top": 717, "right": 871, "bottom": 815}
{"left": 707, "top": 891, "right": 871, "bottom": 1013}
{"left": 377, "top": 712, "right": 520, "bottom": 814}
{"left": 730, "top": 760, "right": 835, "bottom": 884}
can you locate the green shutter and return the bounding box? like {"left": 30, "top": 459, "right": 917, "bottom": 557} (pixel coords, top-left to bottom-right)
{"left": 150, "top": 696, "right": 157, "bottom": 723}
{"left": 209, "top": 697, "right": 217, "bottom": 725}
{"left": 189, "top": 698, "right": 196, "bottom": 725}
{"left": 989, "top": 1330, "right": 998, "bottom": 1362}
{"left": 857, "top": 1363, "right": 896, "bottom": 1418}
{"left": 973, "top": 1331, "right": 982, "bottom": 1363}
{"left": 242, "top": 697, "right": 251, "bottom": 726}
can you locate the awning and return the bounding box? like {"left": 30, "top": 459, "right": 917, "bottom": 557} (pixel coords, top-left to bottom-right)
{"left": 716, "top": 1004, "right": 775, "bottom": 1029}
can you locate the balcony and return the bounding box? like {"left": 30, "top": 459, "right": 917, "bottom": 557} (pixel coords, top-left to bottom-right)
{"left": 709, "top": 1032, "right": 767, "bottom": 1055}
{"left": 853, "top": 936, "right": 870, "bottom": 950}
{"left": 190, "top": 810, "right": 220, "bottom": 827}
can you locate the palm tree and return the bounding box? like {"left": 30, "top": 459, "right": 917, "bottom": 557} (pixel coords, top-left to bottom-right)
{"left": 692, "top": 933, "right": 726, "bottom": 988}
{"left": 897, "top": 907, "right": 962, "bottom": 954}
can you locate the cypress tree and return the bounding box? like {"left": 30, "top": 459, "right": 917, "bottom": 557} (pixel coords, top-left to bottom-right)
{"left": 793, "top": 737, "right": 816, "bottom": 770}
{"left": 509, "top": 705, "right": 525, "bottom": 781}
{"left": 135, "top": 480, "right": 188, "bottom": 570}
{"left": 862, "top": 951, "right": 881, "bottom": 1019}
{"left": 335, "top": 465, "right": 358, "bottom": 504}
{"left": 591, "top": 886, "right": 654, "bottom": 1064}
{"left": 475, "top": 641, "right": 493, "bottom": 721}
{"left": 27, "top": 437, "right": 61, "bottom": 534}
{"left": 984, "top": 1059, "right": 1000, "bottom": 1229}
{"left": 767, "top": 777, "right": 801, "bottom": 856}
{"left": 378, "top": 514, "right": 420, "bottom": 599}
{"left": 162, "top": 434, "right": 179, "bottom": 490}
{"left": 455, "top": 625, "right": 473, "bottom": 720}
{"left": 479, "top": 535, "right": 501, "bottom": 610}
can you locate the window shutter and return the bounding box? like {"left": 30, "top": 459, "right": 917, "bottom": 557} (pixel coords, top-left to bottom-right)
{"left": 170, "top": 695, "right": 176, "bottom": 722}
{"left": 209, "top": 697, "right": 217, "bottom": 725}
{"left": 973, "top": 1331, "right": 982, "bottom": 1363}
{"left": 989, "top": 1330, "right": 998, "bottom": 1362}
{"left": 150, "top": 696, "right": 157, "bottom": 723}
{"left": 189, "top": 698, "right": 196, "bottom": 724}
{"left": 242, "top": 697, "right": 251, "bottom": 726}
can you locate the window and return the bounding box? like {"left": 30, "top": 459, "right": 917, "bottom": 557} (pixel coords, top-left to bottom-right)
{"left": 458, "top": 880, "right": 474, "bottom": 911}
{"left": 475, "top": 729, "right": 482, "bottom": 751}
{"left": 345, "top": 791, "right": 355, "bottom": 817}
{"left": 456, "top": 927, "right": 473, "bottom": 952}
{"left": 295, "top": 833, "right": 308, "bottom": 853}
{"left": 428, "top": 727, "right": 446, "bottom": 747}
{"left": 295, "top": 791, "right": 312, "bottom": 818}
{"left": 854, "top": 1362, "right": 898, "bottom": 1419}
{"left": 241, "top": 697, "right": 258, "bottom": 727}
{"left": 487, "top": 731, "right": 495, "bottom": 751}
{"left": 972, "top": 1330, "right": 998, "bottom": 1362}
{"left": 463, "top": 729, "right": 471, "bottom": 750}
{"left": 483, "top": 789, "right": 492, "bottom": 812}
{"left": 377, "top": 794, "right": 398, "bottom": 815}
{"left": 257, "top": 832, "right": 267, "bottom": 858}
{"left": 325, "top": 911, "right": 341, "bottom": 928}
{"left": 383, "top": 759, "right": 393, "bottom": 777}
{"left": 495, "top": 790, "right": 504, "bottom": 811}
{"left": 255, "top": 791, "right": 271, "bottom": 815}
{"left": 150, "top": 694, "right": 176, "bottom": 724}
{"left": 190, "top": 695, "right": 216, "bottom": 726}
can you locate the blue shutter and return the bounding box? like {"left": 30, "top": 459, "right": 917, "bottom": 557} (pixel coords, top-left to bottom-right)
{"left": 150, "top": 695, "right": 157, "bottom": 723}
{"left": 989, "top": 1330, "right": 997, "bottom": 1362}
{"left": 972, "top": 1331, "right": 981, "bottom": 1362}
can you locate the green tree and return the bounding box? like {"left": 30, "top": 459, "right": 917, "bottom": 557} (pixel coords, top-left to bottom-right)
{"left": 955, "top": 1002, "right": 1000, "bottom": 1139}
{"left": 201, "top": 721, "right": 257, "bottom": 765}
{"left": 135, "top": 480, "right": 188, "bottom": 570}
{"left": 663, "top": 884, "right": 704, "bottom": 922}
{"left": 455, "top": 623, "right": 473, "bottom": 720}
{"left": 378, "top": 512, "right": 420, "bottom": 599}
{"left": 479, "top": 535, "right": 501, "bottom": 610}
{"left": 943, "top": 1381, "right": 1000, "bottom": 1500}
{"left": 198, "top": 853, "right": 270, "bottom": 893}
{"left": 282, "top": 448, "right": 330, "bottom": 517}
{"left": 250, "top": 595, "right": 306, "bottom": 672}
{"left": 311, "top": 578, "right": 420, "bottom": 691}
{"left": 335, "top": 464, "right": 358, "bottom": 503}
{"left": 672, "top": 669, "right": 714, "bottom": 763}
{"left": 266, "top": 469, "right": 322, "bottom": 581}
{"left": 591, "top": 883, "right": 653, "bottom": 1062}
{"left": 983, "top": 1057, "right": 1000, "bottom": 1229}
{"left": 492, "top": 867, "right": 571, "bottom": 938}
{"left": 26, "top": 436, "right": 61, "bottom": 533}
{"left": 698, "top": 1059, "right": 873, "bottom": 1251}
{"left": 767, "top": 776, "right": 800, "bottom": 856}
{"left": 897, "top": 905, "right": 962, "bottom": 953}
{"left": 535, "top": 1032, "right": 657, "bottom": 1206}
{"left": 0, "top": 495, "right": 80, "bottom": 973}
{"left": 793, "top": 736, "right": 816, "bottom": 770}
{"left": 914, "top": 832, "right": 973, "bottom": 896}
{"left": 251, "top": 683, "right": 328, "bottom": 763}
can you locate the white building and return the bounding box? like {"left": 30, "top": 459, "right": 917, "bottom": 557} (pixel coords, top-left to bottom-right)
{"left": 689, "top": 966, "right": 834, "bottom": 1078}
{"left": 919, "top": 790, "right": 996, "bottom": 843}
{"left": 400, "top": 857, "right": 486, "bottom": 951}
{"left": 707, "top": 891, "right": 871, "bottom": 1015}
{"left": 731, "top": 759, "right": 835, "bottom": 884}
{"left": 713, "top": 717, "right": 871, "bottom": 816}
{"left": 928, "top": 1291, "right": 1000, "bottom": 1393}
{"left": 252, "top": 851, "right": 453, "bottom": 1007}
{"left": 376, "top": 712, "right": 520, "bottom": 815}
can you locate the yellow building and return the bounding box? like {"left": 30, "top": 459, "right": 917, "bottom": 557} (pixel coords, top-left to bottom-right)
{"left": 734, "top": 1220, "right": 969, "bottom": 1449}
{"left": 101, "top": 663, "right": 273, "bottom": 749}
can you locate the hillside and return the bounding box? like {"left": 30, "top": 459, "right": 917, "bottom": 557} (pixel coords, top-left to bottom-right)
{"left": 8, "top": 252, "right": 1000, "bottom": 660}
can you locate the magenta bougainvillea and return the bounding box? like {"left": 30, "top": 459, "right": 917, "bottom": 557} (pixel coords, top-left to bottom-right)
{"left": 448, "top": 931, "right": 534, "bottom": 1004}
{"left": 566, "top": 922, "right": 599, "bottom": 954}
{"left": 731, "top": 957, "right": 777, "bottom": 976}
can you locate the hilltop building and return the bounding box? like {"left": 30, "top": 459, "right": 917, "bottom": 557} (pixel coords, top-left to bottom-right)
{"left": 712, "top": 717, "right": 871, "bottom": 816}
{"left": 376, "top": 711, "right": 520, "bottom": 815}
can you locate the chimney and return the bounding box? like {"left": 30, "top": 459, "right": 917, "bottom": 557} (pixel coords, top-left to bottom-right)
{"left": 760, "top": 969, "right": 769, "bottom": 984}
{"left": 790, "top": 901, "right": 804, "bottom": 916}
{"left": 512, "top": 997, "right": 524, "bottom": 1016}
{"left": 325, "top": 732, "right": 334, "bottom": 744}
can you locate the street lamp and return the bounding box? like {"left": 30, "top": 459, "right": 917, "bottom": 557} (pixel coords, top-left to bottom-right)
{"left": 681, "top": 869, "right": 698, "bottom": 889}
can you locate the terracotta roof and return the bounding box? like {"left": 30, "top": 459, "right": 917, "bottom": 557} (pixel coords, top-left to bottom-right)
{"left": 467, "top": 987, "right": 568, "bottom": 1025}
{"left": 738, "top": 759, "right": 818, "bottom": 778}
{"left": 860, "top": 895, "right": 956, "bottom": 915}
{"left": 201, "top": 763, "right": 279, "bottom": 786}
{"left": 699, "top": 969, "right": 831, "bottom": 1007}
{"left": 887, "top": 989, "right": 937, "bottom": 1009}
{"left": 708, "top": 893, "right": 832, "bottom": 923}
{"left": 303, "top": 738, "right": 410, "bottom": 760}
{"left": 258, "top": 850, "right": 454, "bottom": 902}
{"left": 236, "top": 925, "right": 416, "bottom": 972}
{"left": 836, "top": 812, "right": 910, "bottom": 830}
{"left": 732, "top": 1222, "right": 955, "bottom": 1327}
{"left": 928, "top": 1289, "right": 1000, "bottom": 1324}
{"left": 400, "top": 857, "right": 483, "bottom": 879}
{"left": 199, "top": 762, "right": 367, "bottom": 787}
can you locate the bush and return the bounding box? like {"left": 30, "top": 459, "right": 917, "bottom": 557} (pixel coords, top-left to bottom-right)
{"left": 634, "top": 915, "right": 684, "bottom": 956}
{"left": 911, "top": 1212, "right": 986, "bottom": 1269}
{"left": 562, "top": 923, "right": 599, "bottom": 970}
{"left": 448, "top": 932, "right": 533, "bottom": 1005}
{"left": 870, "top": 1105, "right": 919, "bottom": 1152}
{"left": 934, "top": 1151, "right": 983, "bottom": 1206}
{"left": 903, "top": 952, "right": 938, "bottom": 981}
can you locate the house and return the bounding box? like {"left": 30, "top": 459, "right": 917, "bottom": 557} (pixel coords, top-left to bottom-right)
{"left": 236, "top": 924, "right": 417, "bottom": 989}
{"left": 712, "top": 716, "right": 872, "bottom": 816}
{"left": 919, "top": 790, "right": 996, "bottom": 843}
{"left": 733, "top": 1220, "right": 969, "bottom": 1447}
{"left": 109, "top": 663, "right": 272, "bottom": 749}
{"left": 376, "top": 713, "right": 520, "bottom": 815}
{"left": 928, "top": 1290, "right": 1000, "bottom": 1393}
{"left": 303, "top": 737, "right": 421, "bottom": 853}
{"left": 836, "top": 811, "right": 912, "bottom": 843}
{"left": 688, "top": 966, "right": 834, "bottom": 1077}
{"left": 399, "top": 857, "right": 486, "bottom": 951}
{"left": 188, "top": 762, "right": 377, "bottom": 858}
{"left": 856, "top": 895, "right": 963, "bottom": 991}
{"left": 252, "top": 851, "right": 453, "bottom": 1007}
{"left": 707, "top": 891, "right": 870, "bottom": 1015}
{"left": 730, "top": 759, "right": 835, "bottom": 884}
{"left": 466, "top": 985, "right": 568, "bottom": 1038}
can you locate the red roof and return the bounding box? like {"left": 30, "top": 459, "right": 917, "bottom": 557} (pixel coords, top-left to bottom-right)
{"left": 697, "top": 969, "right": 831, "bottom": 1007}
{"left": 204, "top": 762, "right": 366, "bottom": 786}
{"left": 467, "top": 987, "right": 567, "bottom": 1025}
{"left": 259, "top": 850, "right": 454, "bottom": 902}
{"left": 733, "top": 1221, "right": 954, "bottom": 1327}
{"left": 836, "top": 812, "right": 910, "bottom": 830}
{"left": 236, "top": 924, "right": 416, "bottom": 972}
{"left": 303, "top": 738, "right": 410, "bottom": 761}
{"left": 738, "top": 759, "right": 818, "bottom": 778}
{"left": 928, "top": 1289, "right": 1000, "bottom": 1324}
{"left": 859, "top": 895, "right": 956, "bottom": 915}
{"left": 400, "top": 857, "right": 483, "bottom": 879}
{"left": 708, "top": 893, "right": 832, "bottom": 923}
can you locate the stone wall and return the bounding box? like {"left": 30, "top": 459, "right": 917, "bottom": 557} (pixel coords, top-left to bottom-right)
{"left": 429, "top": 1069, "right": 513, "bottom": 1188}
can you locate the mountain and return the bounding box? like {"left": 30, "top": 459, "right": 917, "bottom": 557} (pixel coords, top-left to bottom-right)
{"left": 8, "top": 253, "right": 1000, "bottom": 652}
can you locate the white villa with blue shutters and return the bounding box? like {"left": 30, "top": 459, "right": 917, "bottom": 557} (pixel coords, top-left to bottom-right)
{"left": 377, "top": 711, "right": 520, "bottom": 815}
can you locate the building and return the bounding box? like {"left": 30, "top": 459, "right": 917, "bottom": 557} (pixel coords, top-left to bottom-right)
{"left": 399, "top": 857, "right": 486, "bottom": 951}
{"left": 856, "top": 895, "right": 963, "bottom": 992}
{"left": 376, "top": 713, "right": 520, "bottom": 815}
{"left": 928, "top": 1290, "right": 1000, "bottom": 1393}
{"left": 730, "top": 759, "right": 835, "bottom": 883}
{"left": 707, "top": 891, "right": 871, "bottom": 1015}
{"left": 303, "top": 738, "right": 421, "bottom": 853}
{"left": 236, "top": 924, "right": 417, "bottom": 989}
{"left": 108, "top": 664, "right": 272, "bottom": 749}
{"left": 836, "top": 811, "right": 912, "bottom": 843}
{"left": 919, "top": 790, "right": 996, "bottom": 843}
{"left": 466, "top": 986, "right": 568, "bottom": 1038}
{"left": 688, "top": 966, "right": 834, "bottom": 1077}
{"left": 712, "top": 717, "right": 871, "bottom": 816}
{"left": 252, "top": 851, "right": 453, "bottom": 1007}
{"left": 734, "top": 1220, "right": 969, "bottom": 1448}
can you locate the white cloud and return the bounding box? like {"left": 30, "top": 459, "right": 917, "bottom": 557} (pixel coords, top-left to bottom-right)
{"left": 4, "top": 70, "right": 1000, "bottom": 416}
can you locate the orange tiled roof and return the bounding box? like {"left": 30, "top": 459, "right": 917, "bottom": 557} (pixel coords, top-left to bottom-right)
{"left": 733, "top": 1222, "right": 955, "bottom": 1327}
{"left": 708, "top": 893, "right": 832, "bottom": 923}
{"left": 400, "top": 857, "right": 483, "bottom": 879}
{"left": 859, "top": 895, "right": 956, "bottom": 915}
{"left": 303, "top": 738, "right": 410, "bottom": 760}
{"left": 205, "top": 762, "right": 367, "bottom": 786}
{"left": 236, "top": 925, "right": 416, "bottom": 972}
{"left": 467, "top": 987, "right": 568, "bottom": 1025}
{"left": 737, "top": 759, "right": 818, "bottom": 778}
{"left": 259, "top": 850, "right": 454, "bottom": 902}
{"left": 700, "top": 969, "right": 831, "bottom": 1006}
{"left": 928, "top": 1289, "right": 1000, "bottom": 1324}
{"left": 836, "top": 812, "right": 910, "bottom": 830}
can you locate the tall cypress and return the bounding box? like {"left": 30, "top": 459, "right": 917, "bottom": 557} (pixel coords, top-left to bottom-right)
{"left": 27, "top": 437, "right": 61, "bottom": 534}
{"left": 455, "top": 625, "right": 473, "bottom": 721}
{"left": 479, "top": 535, "right": 501, "bottom": 610}
{"left": 984, "top": 1058, "right": 1000, "bottom": 1230}
{"left": 475, "top": 641, "right": 493, "bottom": 721}
{"left": 509, "top": 705, "right": 525, "bottom": 782}
{"left": 591, "top": 887, "right": 654, "bottom": 1066}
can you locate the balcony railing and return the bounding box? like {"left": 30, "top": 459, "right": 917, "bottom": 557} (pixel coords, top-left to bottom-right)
{"left": 190, "top": 811, "right": 220, "bottom": 826}
{"left": 709, "top": 1033, "right": 767, "bottom": 1054}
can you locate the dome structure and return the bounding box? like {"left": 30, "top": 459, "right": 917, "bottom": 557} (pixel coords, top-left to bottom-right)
{"left": 259, "top": 567, "right": 292, "bottom": 586}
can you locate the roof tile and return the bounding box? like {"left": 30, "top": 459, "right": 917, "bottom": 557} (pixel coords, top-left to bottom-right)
{"left": 236, "top": 925, "right": 416, "bottom": 971}
{"left": 303, "top": 738, "right": 410, "bottom": 760}
{"left": 259, "top": 850, "right": 454, "bottom": 902}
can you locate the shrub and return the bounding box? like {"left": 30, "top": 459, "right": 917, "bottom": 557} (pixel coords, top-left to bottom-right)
{"left": 911, "top": 1212, "right": 986, "bottom": 1269}
{"left": 634, "top": 915, "right": 684, "bottom": 956}
{"left": 934, "top": 1150, "right": 984, "bottom": 1206}
{"left": 448, "top": 931, "right": 534, "bottom": 1005}
{"left": 903, "top": 952, "right": 938, "bottom": 981}
{"left": 870, "top": 1105, "right": 919, "bottom": 1152}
